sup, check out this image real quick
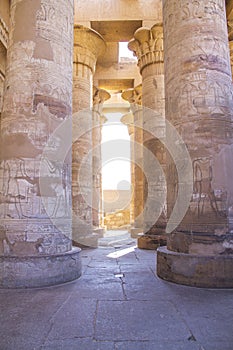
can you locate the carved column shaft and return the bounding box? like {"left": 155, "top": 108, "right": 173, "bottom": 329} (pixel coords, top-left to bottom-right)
{"left": 92, "top": 87, "right": 110, "bottom": 232}
{"left": 228, "top": 20, "right": 233, "bottom": 78}
{"left": 0, "top": 41, "right": 6, "bottom": 114}
{"left": 129, "top": 24, "right": 167, "bottom": 249}
{"left": 157, "top": 0, "right": 233, "bottom": 288}
{"left": 72, "top": 25, "right": 105, "bottom": 246}
{"left": 0, "top": 0, "right": 81, "bottom": 288}
{"left": 122, "top": 85, "right": 144, "bottom": 237}
{"left": 120, "top": 112, "right": 135, "bottom": 225}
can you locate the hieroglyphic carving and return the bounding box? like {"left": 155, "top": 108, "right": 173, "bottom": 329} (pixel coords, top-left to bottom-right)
{"left": 163, "top": 0, "right": 233, "bottom": 237}
{"left": 0, "top": 0, "right": 74, "bottom": 253}
{"left": 0, "top": 16, "right": 8, "bottom": 49}
{"left": 192, "top": 157, "right": 227, "bottom": 218}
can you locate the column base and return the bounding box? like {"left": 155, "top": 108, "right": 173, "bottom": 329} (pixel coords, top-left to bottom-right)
{"left": 157, "top": 246, "right": 233, "bottom": 288}
{"left": 130, "top": 227, "right": 143, "bottom": 239}
{"left": 93, "top": 227, "right": 105, "bottom": 238}
{"left": 0, "top": 247, "right": 82, "bottom": 289}
{"left": 138, "top": 234, "right": 167, "bottom": 250}
{"left": 73, "top": 233, "right": 99, "bottom": 248}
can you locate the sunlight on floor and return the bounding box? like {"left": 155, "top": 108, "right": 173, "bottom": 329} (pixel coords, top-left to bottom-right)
{"left": 107, "top": 245, "right": 137, "bottom": 259}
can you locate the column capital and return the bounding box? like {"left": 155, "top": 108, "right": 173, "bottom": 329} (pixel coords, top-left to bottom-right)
{"left": 93, "top": 86, "right": 111, "bottom": 106}
{"left": 122, "top": 84, "right": 142, "bottom": 104}
{"left": 128, "top": 24, "right": 164, "bottom": 74}
{"left": 74, "top": 25, "right": 106, "bottom": 73}
{"left": 122, "top": 84, "right": 142, "bottom": 114}
{"left": 121, "top": 112, "right": 134, "bottom": 136}
{"left": 93, "top": 86, "right": 111, "bottom": 115}
{"left": 100, "top": 115, "right": 108, "bottom": 124}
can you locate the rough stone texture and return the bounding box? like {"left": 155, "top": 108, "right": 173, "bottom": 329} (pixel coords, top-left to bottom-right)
{"left": 157, "top": 0, "right": 233, "bottom": 287}
{"left": 0, "top": 0, "right": 81, "bottom": 287}
{"left": 74, "top": 0, "right": 162, "bottom": 23}
{"left": 0, "top": 247, "right": 81, "bottom": 288}
{"left": 122, "top": 85, "right": 144, "bottom": 237}
{"left": 92, "top": 87, "right": 110, "bottom": 232}
{"left": 120, "top": 112, "right": 135, "bottom": 224}
{"left": 0, "top": 41, "right": 6, "bottom": 113}
{"left": 129, "top": 24, "right": 167, "bottom": 248}
{"left": 157, "top": 246, "right": 233, "bottom": 288}
{"left": 0, "top": 246, "right": 232, "bottom": 349}
{"left": 72, "top": 25, "right": 106, "bottom": 247}
{"left": 0, "top": 0, "right": 8, "bottom": 117}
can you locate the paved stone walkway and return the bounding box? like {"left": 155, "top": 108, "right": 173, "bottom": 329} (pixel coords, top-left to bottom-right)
{"left": 0, "top": 234, "right": 233, "bottom": 350}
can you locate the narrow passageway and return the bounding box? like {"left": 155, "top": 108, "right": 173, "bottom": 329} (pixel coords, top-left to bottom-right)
{"left": 0, "top": 240, "right": 232, "bottom": 350}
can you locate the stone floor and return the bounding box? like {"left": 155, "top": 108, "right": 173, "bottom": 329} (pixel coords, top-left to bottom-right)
{"left": 0, "top": 231, "right": 233, "bottom": 350}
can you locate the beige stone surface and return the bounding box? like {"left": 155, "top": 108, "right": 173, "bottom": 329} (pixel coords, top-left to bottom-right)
{"left": 92, "top": 87, "right": 110, "bottom": 229}
{"left": 129, "top": 24, "right": 167, "bottom": 243}
{"left": 122, "top": 85, "right": 144, "bottom": 233}
{"left": 0, "top": 0, "right": 82, "bottom": 288}
{"left": 1, "top": 0, "right": 74, "bottom": 255}
{"left": 157, "top": 0, "right": 233, "bottom": 287}
{"left": 74, "top": 0, "right": 162, "bottom": 23}
{"left": 72, "top": 25, "right": 106, "bottom": 246}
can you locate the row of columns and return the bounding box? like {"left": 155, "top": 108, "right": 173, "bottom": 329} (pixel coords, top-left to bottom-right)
{"left": 1, "top": 0, "right": 233, "bottom": 288}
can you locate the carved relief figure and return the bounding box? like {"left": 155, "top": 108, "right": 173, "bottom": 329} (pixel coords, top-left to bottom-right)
{"left": 193, "top": 158, "right": 225, "bottom": 217}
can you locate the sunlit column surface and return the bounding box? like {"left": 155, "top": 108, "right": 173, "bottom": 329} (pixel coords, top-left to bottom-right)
{"left": 0, "top": 0, "right": 81, "bottom": 287}
{"left": 72, "top": 25, "right": 105, "bottom": 247}
{"left": 128, "top": 24, "right": 167, "bottom": 249}
{"left": 157, "top": 0, "right": 233, "bottom": 287}
{"left": 92, "top": 87, "right": 110, "bottom": 236}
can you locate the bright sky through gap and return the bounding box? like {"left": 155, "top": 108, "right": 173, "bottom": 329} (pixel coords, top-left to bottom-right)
{"left": 102, "top": 113, "right": 131, "bottom": 190}
{"left": 119, "top": 42, "right": 137, "bottom": 61}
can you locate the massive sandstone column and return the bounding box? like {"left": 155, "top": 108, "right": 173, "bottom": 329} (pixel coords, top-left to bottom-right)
{"left": 0, "top": 15, "right": 8, "bottom": 115}
{"left": 120, "top": 112, "right": 135, "bottom": 227}
{"left": 72, "top": 25, "right": 105, "bottom": 247}
{"left": 128, "top": 24, "right": 167, "bottom": 249}
{"left": 122, "top": 85, "right": 144, "bottom": 238}
{"left": 157, "top": 0, "right": 233, "bottom": 287}
{"left": 92, "top": 86, "right": 110, "bottom": 236}
{"left": 0, "top": 0, "right": 81, "bottom": 288}
{"left": 228, "top": 20, "right": 233, "bottom": 78}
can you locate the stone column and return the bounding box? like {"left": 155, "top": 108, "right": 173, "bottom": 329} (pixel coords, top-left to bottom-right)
{"left": 99, "top": 115, "right": 108, "bottom": 228}
{"left": 73, "top": 25, "right": 105, "bottom": 247}
{"left": 92, "top": 86, "right": 110, "bottom": 236}
{"left": 157, "top": 0, "right": 233, "bottom": 287}
{"left": 228, "top": 20, "right": 233, "bottom": 78}
{"left": 0, "top": 15, "right": 8, "bottom": 115}
{"left": 0, "top": 0, "right": 81, "bottom": 288}
{"left": 120, "top": 112, "right": 135, "bottom": 227}
{"left": 122, "top": 84, "right": 144, "bottom": 238}
{"left": 0, "top": 41, "right": 6, "bottom": 115}
{"left": 128, "top": 24, "right": 167, "bottom": 249}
